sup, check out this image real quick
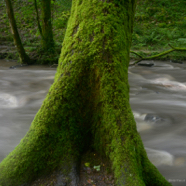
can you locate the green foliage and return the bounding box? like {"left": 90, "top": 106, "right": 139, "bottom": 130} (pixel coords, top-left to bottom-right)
{"left": 132, "top": 0, "right": 186, "bottom": 51}
{"left": 1, "top": 0, "right": 186, "bottom": 62}
{"left": 53, "top": 11, "right": 70, "bottom": 29}
{"left": 93, "top": 165, "right": 101, "bottom": 171}
{"left": 0, "top": 0, "right": 72, "bottom": 64}
{"left": 54, "top": 0, "right": 72, "bottom": 10}
{"left": 85, "top": 162, "right": 90, "bottom": 167}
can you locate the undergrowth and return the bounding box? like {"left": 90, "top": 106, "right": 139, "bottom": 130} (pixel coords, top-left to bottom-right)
{"left": 132, "top": 0, "right": 186, "bottom": 53}
{"left": 0, "top": 0, "right": 186, "bottom": 62}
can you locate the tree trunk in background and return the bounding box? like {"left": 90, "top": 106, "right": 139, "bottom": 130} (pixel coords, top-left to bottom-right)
{"left": 40, "top": 0, "right": 54, "bottom": 52}
{"left": 0, "top": 1, "right": 172, "bottom": 186}
{"left": 5, "top": 0, "right": 30, "bottom": 64}
{"left": 34, "top": 0, "right": 43, "bottom": 40}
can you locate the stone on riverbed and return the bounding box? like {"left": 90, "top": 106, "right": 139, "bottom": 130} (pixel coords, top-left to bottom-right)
{"left": 144, "top": 113, "right": 165, "bottom": 123}
{"left": 138, "top": 62, "right": 154, "bottom": 67}
{"left": 145, "top": 148, "right": 174, "bottom": 166}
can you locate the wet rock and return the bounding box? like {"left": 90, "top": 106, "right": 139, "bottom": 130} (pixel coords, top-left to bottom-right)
{"left": 9, "top": 64, "right": 28, "bottom": 69}
{"left": 0, "top": 93, "right": 18, "bottom": 108}
{"left": 151, "top": 78, "right": 186, "bottom": 90}
{"left": 144, "top": 113, "right": 164, "bottom": 123}
{"left": 55, "top": 162, "right": 79, "bottom": 186}
{"left": 138, "top": 62, "right": 154, "bottom": 67}
{"left": 133, "top": 112, "right": 152, "bottom": 132}
{"left": 136, "top": 121, "right": 152, "bottom": 132}
{"left": 29, "top": 161, "right": 80, "bottom": 186}
{"left": 145, "top": 148, "right": 174, "bottom": 166}
{"left": 174, "top": 157, "right": 185, "bottom": 166}
{"left": 170, "top": 60, "right": 183, "bottom": 64}
{"left": 0, "top": 52, "right": 8, "bottom": 59}
{"left": 86, "top": 167, "right": 92, "bottom": 174}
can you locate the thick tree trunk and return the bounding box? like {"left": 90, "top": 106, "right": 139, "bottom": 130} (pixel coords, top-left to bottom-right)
{"left": 5, "top": 0, "right": 30, "bottom": 64}
{"left": 0, "top": 0, "right": 172, "bottom": 186}
{"left": 40, "top": 0, "right": 54, "bottom": 51}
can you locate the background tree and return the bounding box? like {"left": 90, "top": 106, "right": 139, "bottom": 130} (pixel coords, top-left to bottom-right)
{"left": 4, "top": 0, "right": 30, "bottom": 64}
{"left": 34, "top": 0, "right": 43, "bottom": 40}
{"left": 0, "top": 1, "right": 172, "bottom": 186}
{"left": 39, "top": 0, "right": 55, "bottom": 52}
{"left": 1, "top": 0, "right": 186, "bottom": 63}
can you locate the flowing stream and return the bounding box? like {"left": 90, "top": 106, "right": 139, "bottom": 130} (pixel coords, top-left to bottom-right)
{"left": 0, "top": 59, "right": 186, "bottom": 185}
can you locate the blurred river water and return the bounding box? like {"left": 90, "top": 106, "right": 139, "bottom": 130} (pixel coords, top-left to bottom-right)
{"left": 0, "top": 59, "right": 186, "bottom": 186}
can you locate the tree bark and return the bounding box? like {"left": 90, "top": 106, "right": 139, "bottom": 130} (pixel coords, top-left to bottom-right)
{"left": 34, "top": 0, "right": 43, "bottom": 40}
{"left": 5, "top": 0, "right": 30, "bottom": 64}
{"left": 40, "top": 0, "right": 54, "bottom": 51}
{"left": 0, "top": 0, "right": 172, "bottom": 185}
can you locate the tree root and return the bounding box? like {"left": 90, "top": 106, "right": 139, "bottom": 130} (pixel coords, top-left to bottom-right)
{"left": 130, "top": 44, "right": 186, "bottom": 66}
{"left": 29, "top": 160, "right": 80, "bottom": 186}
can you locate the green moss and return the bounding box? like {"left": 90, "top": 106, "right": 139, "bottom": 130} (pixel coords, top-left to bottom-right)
{"left": 0, "top": 0, "right": 172, "bottom": 185}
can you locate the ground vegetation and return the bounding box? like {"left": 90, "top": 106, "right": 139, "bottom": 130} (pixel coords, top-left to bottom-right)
{"left": 0, "top": 0, "right": 186, "bottom": 64}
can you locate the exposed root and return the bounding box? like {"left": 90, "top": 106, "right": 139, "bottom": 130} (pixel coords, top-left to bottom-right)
{"left": 130, "top": 44, "right": 186, "bottom": 66}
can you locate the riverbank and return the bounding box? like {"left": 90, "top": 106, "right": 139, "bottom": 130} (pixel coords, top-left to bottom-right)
{"left": 0, "top": 0, "right": 186, "bottom": 64}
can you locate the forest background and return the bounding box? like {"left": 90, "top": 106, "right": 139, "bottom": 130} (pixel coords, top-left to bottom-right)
{"left": 0, "top": 0, "right": 186, "bottom": 64}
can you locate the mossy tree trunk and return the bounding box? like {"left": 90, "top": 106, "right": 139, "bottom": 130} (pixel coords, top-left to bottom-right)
{"left": 0, "top": 0, "right": 172, "bottom": 186}
{"left": 5, "top": 0, "right": 30, "bottom": 64}
{"left": 40, "top": 0, "right": 54, "bottom": 52}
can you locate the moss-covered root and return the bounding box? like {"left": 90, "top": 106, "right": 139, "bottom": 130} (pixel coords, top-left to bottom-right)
{"left": 130, "top": 44, "right": 186, "bottom": 65}
{"left": 140, "top": 144, "right": 172, "bottom": 186}
{"left": 0, "top": 120, "right": 81, "bottom": 186}
{"left": 116, "top": 149, "right": 172, "bottom": 186}
{"left": 93, "top": 116, "right": 172, "bottom": 185}
{"left": 0, "top": 70, "right": 85, "bottom": 185}
{"left": 93, "top": 111, "right": 172, "bottom": 185}
{"left": 92, "top": 78, "right": 172, "bottom": 185}
{"left": 29, "top": 160, "right": 80, "bottom": 186}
